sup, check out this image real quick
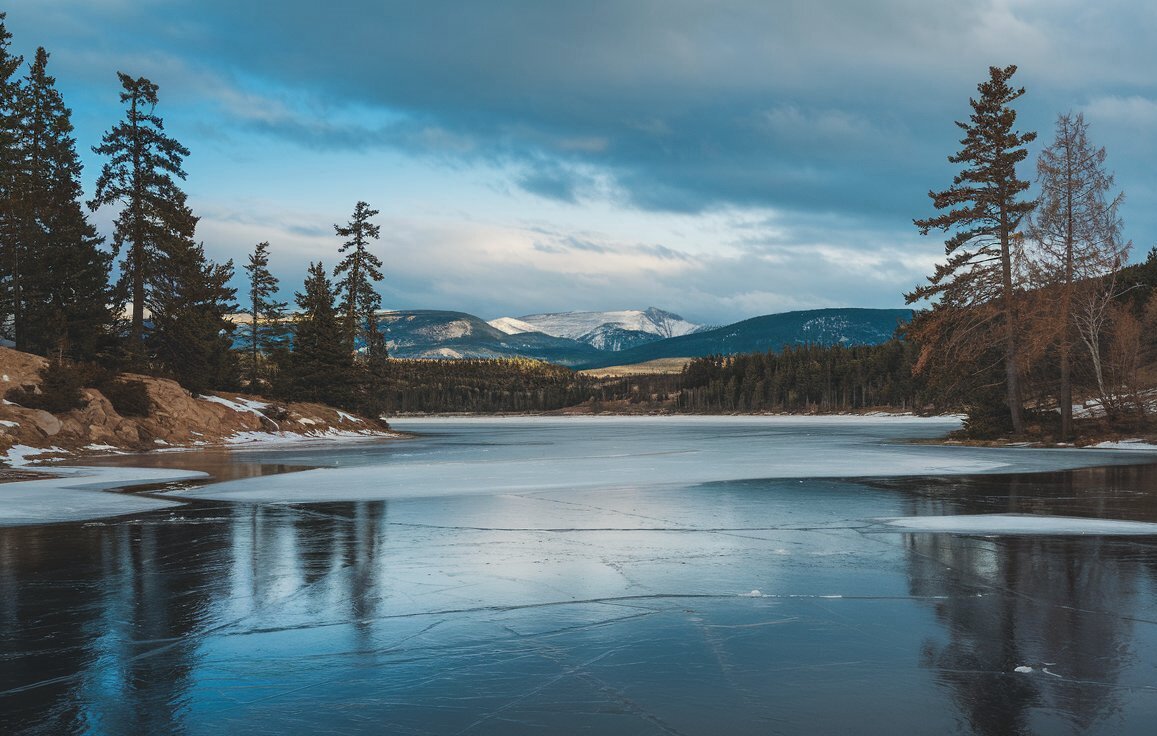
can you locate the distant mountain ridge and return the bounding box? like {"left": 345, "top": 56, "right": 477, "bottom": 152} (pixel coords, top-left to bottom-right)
{"left": 574, "top": 308, "right": 913, "bottom": 369}
{"left": 379, "top": 310, "right": 602, "bottom": 366}
{"left": 377, "top": 307, "right": 912, "bottom": 369}
{"left": 489, "top": 307, "right": 706, "bottom": 351}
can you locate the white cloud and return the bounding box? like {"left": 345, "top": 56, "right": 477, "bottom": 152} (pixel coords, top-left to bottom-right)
{"left": 1083, "top": 95, "right": 1157, "bottom": 128}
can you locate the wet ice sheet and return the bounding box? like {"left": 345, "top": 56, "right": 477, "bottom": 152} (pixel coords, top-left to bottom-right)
{"left": 883, "top": 513, "right": 1157, "bottom": 535}
{"left": 6, "top": 463, "right": 1157, "bottom": 735}
{"left": 173, "top": 415, "right": 1154, "bottom": 504}
{"left": 6, "top": 419, "right": 1157, "bottom": 735}
{"left": 0, "top": 466, "right": 205, "bottom": 526}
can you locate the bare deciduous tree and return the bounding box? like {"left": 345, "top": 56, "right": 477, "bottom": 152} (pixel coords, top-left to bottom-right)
{"left": 1029, "top": 112, "right": 1129, "bottom": 432}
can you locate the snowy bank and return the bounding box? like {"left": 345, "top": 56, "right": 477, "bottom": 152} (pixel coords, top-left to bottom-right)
{"left": 0, "top": 345, "right": 392, "bottom": 459}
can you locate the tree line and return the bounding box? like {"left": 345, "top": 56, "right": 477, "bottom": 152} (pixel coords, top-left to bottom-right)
{"left": 369, "top": 341, "right": 925, "bottom": 415}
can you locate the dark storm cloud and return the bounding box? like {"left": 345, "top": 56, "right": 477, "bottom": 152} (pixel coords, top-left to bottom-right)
{"left": 19, "top": 1, "right": 1124, "bottom": 217}
{"left": 10, "top": 0, "right": 1157, "bottom": 266}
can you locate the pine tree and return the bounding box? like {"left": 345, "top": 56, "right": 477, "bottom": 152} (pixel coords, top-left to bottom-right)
{"left": 146, "top": 239, "right": 238, "bottom": 395}
{"left": 242, "top": 241, "right": 288, "bottom": 389}
{"left": 277, "top": 262, "right": 354, "bottom": 407}
{"left": 89, "top": 72, "right": 196, "bottom": 363}
{"left": 333, "top": 201, "right": 384, "bottom": 355}
{"left": 13, "top": 48, "right": 112, "bottom": 360}
{"left": 0, "top": 14, "right": 24, "bottom": 340}
{"left": 1029, "top": 113, "right": 1129, "bottom": 437}
{"left": 908, "top": 65, "right": 1037, "bottom": 435}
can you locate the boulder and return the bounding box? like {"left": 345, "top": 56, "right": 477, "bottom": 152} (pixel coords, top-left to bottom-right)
{"left": 27, "top": 410, "right": 61, "bottom": 437}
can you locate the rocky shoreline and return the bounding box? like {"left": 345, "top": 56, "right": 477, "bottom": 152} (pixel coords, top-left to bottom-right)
{"left": 0, "top": 347, "right": 390, "bottom": 465}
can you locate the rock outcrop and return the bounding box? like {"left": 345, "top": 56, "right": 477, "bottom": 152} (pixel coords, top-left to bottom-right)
{"left": 0, "top": 347, "right": 389, "bottom": 462}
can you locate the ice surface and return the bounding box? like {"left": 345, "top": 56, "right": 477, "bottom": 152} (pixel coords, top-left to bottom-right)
{"left": 0, "top": 465, "right": 206, "bottom": 525}
{"left": 5, "top": 418, "right": 1157, "bottom": 734}
{"left": 882, "top": 513, "right": 1157, "bottom": 535}
{"left": 174, "top": 415, "right": 1151, "bottom": 504}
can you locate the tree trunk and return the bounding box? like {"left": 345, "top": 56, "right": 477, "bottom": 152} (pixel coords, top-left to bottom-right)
{"left": 129, "top": 91, "right": 145, "bottom": 365}
{"left": 1000, "top": 214, "right": 1024, "bottom": 435}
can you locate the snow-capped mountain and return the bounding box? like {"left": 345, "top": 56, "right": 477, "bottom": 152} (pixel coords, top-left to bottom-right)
{"left": 489, "top": 307, "right": 705, "bottom": 351}
{"left": 378, "top": 310, "right": 602, "bottom": 366}
{"left": 575, "top": 308, "right": 913, "bottom": 369}
{"left": 576, "top": 324, "right": 660, "bottom": 352}
{"left": 486, "top": 317, "right": 537, "bottom": 335}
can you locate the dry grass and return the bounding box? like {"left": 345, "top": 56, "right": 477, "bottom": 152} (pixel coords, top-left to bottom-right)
{"left": 578, "top": 357, "right": 692, "bottom": 378}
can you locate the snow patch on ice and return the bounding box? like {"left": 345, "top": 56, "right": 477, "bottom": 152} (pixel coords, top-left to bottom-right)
{"left": 884, "top": 514, "right": 1157, "bottom": 536}
{"left": 1014, "top": 666, "right": 1033, "bottom": 673}
{"left": 0, "top": 465, "right": 206, "bottom": 526}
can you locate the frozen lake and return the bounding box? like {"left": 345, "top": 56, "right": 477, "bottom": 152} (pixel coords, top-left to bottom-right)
{"left": 4, "top": 416, "right": 1157, "bottom": 734}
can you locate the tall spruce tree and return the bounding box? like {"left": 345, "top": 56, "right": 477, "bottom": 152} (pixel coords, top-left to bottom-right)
{"left": 89, "top": 72, "right": 196, "bottom": 363}
{"left": 242, "top": 241, "right": 288, "bottom": 389}
{"left": 333, "top": 201, "right": 385, "bottom": 355}
{"left": 146, "top": 239, "right": 238, "bottom": 395}
{"left": 278, "top": 262, "right": 354, "bottom": 407}
{"left": 14, "top": 48, "right": 112, "bottom": 360}
{"left": 908, "top": 65, "right": 1037, "bottom": 435}
{"left": 1029, "top": 113, "right": 1129, "bottom": 438}
{"left": 0, "top": 14, "right": 24, "bottom": 340}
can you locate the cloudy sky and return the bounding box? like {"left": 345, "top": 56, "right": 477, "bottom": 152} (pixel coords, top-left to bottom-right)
{"left": 5, "top": 1, "right": 1156, "bottom": 325}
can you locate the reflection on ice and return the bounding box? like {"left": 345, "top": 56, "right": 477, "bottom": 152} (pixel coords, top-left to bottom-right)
{"left": 5, "top": 418, "right": 1157, "bottom": 734}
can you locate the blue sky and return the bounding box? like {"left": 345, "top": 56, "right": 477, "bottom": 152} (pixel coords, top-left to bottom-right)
{"left": 5, "top": 1, "right": 1156, "bottom": 325}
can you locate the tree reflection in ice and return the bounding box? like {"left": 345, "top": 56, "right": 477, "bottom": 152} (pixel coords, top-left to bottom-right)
{"left": 4, "top": 427, "right": 1157, "bottom": 735}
